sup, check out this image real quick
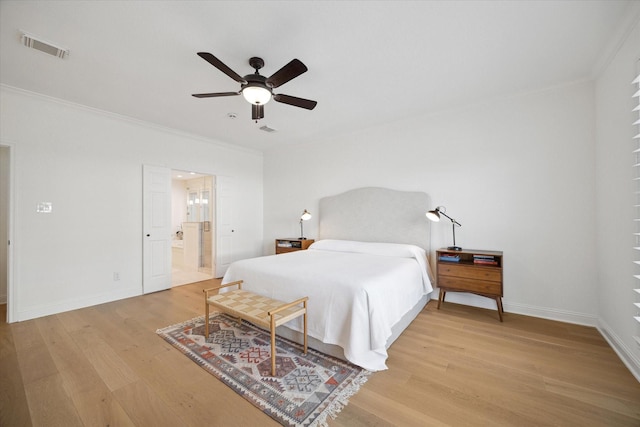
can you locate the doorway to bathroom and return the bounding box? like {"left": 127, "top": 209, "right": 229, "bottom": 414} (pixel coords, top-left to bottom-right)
{"left": 171, "top": 170, "right": 215, "bottom": 287}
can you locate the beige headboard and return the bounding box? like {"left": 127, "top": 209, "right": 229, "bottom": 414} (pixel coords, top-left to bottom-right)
{"left": 318, "top": 187, "right": 431, "bottom": 250}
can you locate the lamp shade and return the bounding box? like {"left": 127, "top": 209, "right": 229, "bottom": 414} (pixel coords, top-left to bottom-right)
{"left": 300, "top": 209, "right": 312, "bottom": 221}
{"left": 426, "top": 209, "right": 441, "bottom": 222}
{"left": 242, "top": 85, "right": 271, "bottom": 105}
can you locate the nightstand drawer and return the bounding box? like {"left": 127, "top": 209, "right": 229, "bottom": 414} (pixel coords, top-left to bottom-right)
{"left": 438, "top": 264, "right": 502, "bottom": 282}
{"left": 438, "top": 276, "right": 502, "bottom": 295}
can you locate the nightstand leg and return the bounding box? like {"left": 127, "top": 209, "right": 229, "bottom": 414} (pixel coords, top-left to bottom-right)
{"left": 437, "top": 289, "right": 446, "bottom": 309}
{"left": 496, "top": 297, "right": 504, "bottom": 322}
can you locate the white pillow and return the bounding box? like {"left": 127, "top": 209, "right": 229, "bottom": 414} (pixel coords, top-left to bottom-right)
{"left": 309, "top": 239, "right": 424, "bottom": 259}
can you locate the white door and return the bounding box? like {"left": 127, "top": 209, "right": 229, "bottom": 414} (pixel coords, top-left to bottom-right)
{"left": 143, "top": 165, "right": 172, "bottom": 293}
{"left": 215, "top": 175, "right": 234, "bottom": 278}
{"left": 0, "top": 143, "right": 13, "bottom": 322}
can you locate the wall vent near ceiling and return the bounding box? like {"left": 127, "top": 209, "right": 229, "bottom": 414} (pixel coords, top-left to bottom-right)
{"left": 20, "top": 31, "right": 69, "bottom": 59}
{"left": 259, "top": 125, "right": 277, "bottom": 133}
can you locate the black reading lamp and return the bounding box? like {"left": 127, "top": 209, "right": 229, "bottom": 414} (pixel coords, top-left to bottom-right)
{"left": 299, "top": 209, "right": 311, "bottom": 239}
{"left": 426, "top": 206, "right": 462, "bottom": 251}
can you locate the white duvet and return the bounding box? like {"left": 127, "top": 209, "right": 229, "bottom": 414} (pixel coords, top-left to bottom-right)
{"left": 221, "top": 239, "right": 433, "bottom": 371}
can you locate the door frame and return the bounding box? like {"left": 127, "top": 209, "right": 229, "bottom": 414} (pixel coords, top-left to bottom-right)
{"left": 172, "top": 170, "right": 217, "bottom": 280}
{"left": 214, "top": 175, "right": 234, "bottom": 278}
{"left": 144, "top": 165, "right": 227, "bottom": 289}
{"left": 1, "top": 141, "right": 15, "bottom": 323}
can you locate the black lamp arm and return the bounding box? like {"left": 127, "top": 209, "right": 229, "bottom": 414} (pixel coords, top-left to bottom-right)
{"left": 438, "top": 210, "right": 461, "bottom": 227}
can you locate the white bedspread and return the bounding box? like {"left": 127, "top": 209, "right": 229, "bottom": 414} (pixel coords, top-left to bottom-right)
{"left": 222, "top": 239, "right": 433, "bottom": 371}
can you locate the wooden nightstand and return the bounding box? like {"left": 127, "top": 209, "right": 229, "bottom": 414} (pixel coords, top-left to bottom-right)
{"left": 275, "top": 238, "right": 314, "bottom": 254}
{"left": 436, "top": 248, "right": 504, "bottom": 321}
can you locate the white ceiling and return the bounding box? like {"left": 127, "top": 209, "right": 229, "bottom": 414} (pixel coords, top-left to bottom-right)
{"left": 0, "top": 1, "right": 635, "bottom": 152}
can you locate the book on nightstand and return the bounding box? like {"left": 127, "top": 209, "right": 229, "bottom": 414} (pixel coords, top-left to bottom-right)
{"left": 473, "top": 254, "right": 498, "bottom": 265}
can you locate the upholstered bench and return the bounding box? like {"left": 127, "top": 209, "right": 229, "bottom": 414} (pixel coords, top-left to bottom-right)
{"left": 203, "top": 280, "right": 308, "bottom": 376}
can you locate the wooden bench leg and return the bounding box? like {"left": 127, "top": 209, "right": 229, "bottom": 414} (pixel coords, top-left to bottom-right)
{"left": 270, "top": 314, "right": 276, "bottom": 376}
{"left": 303, "top": 300, "right": 308, "bottom": 354}
{"left": 205, "top": 300, "right": 210, "bottom": 338}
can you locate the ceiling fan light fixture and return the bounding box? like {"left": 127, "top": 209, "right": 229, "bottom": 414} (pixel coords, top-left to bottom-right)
{"left": 242, "top": 85, "right": 271, "bottom": 105}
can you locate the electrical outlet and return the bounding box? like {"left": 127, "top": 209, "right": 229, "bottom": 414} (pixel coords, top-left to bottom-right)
{"left": 113, "top": 272, "right": 120, "bottom": 281}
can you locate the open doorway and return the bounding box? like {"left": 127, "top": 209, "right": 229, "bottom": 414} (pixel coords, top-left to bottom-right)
{"left": 171, "top": 170, "right": 215, "bottom": 286}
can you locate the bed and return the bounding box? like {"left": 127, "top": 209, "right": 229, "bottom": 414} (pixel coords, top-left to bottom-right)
{"left": 222, "top": 187, "right": 434, "bottom": 371}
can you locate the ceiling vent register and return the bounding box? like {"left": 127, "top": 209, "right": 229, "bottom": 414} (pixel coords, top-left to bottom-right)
{"left": 20, "top": 31, "right": 69, "bottom": 59}
{"left": 259, "top": 125, "right": 278, "bottom": 133}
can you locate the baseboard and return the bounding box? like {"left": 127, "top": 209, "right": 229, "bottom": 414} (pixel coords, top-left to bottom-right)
{"left": 431, "top": 290, "right": 598, "bottom": 326}
{"left": 14, "top": 287, "right": 140, "bottom": 322}
{"left": 504, "top": 301, "right": 598, "bottom": 327}
{"left": 598, "top": 319, "right": 640, "bottom": 383}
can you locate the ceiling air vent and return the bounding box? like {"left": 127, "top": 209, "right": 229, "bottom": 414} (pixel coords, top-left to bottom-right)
{"left": 20, "top": 31, "right": 69, "bottom": 59}
{"left": 259, "top": 125, "right": 278, "bottom": 133}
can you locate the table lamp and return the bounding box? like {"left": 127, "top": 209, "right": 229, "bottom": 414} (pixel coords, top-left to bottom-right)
{"left": 299, "top": 209, "right": 311, "bottom": 239}
{"left": 426, "top": 206, "right": 462, "bottom": 251}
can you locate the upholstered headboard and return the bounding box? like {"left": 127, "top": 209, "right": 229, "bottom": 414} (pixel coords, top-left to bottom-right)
{"left": 318, "top": 187, "right": 430, "bottom": 250}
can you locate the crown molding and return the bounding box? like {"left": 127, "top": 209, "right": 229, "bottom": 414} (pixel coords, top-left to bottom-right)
{"left": 591, "top": 1, "right": 640, "bottom": 79}
{"left": 0, "top": 84, "right": 262, "bottom": 158}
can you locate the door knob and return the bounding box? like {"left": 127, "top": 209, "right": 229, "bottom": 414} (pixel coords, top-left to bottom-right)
{"left": 146, "top": 234, "right": 151, "bottom": 237}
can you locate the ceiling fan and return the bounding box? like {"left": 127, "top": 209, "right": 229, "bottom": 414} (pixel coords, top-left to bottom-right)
{"left": 192, "top": 52, "right": 317, "bottom": 121}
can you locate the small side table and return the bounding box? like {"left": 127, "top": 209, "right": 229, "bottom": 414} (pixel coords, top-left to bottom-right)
{"left": 436, "top": 248, "right": 504, "bottom": 321}
{"left": 275, "top": 238, "right": 314, "bottom": 254}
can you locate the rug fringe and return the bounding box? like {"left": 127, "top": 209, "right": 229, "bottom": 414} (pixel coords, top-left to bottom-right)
{"left": 309, "top": 369, "right": 371, "bottom": 427}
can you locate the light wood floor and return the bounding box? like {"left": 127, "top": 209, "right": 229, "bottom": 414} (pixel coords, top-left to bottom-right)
{"left": 1, "top": 280, "right": 639, "bottom": 426}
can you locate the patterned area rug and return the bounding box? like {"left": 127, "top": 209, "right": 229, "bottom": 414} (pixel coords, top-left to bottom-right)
{"left": 157, "top": 313, "right": 370, "bottom": 426}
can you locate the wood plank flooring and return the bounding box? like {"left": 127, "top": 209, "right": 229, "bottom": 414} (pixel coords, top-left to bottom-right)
{"left": 1, "top": 280, "right": 639, "bottom": 426}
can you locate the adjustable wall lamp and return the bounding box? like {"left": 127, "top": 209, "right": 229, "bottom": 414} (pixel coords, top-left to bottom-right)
{"left": 426, "top": 206, "right": 462, "bottom": 251}
{"left": 299, "top": 209, "right": 311, "bottom": 239}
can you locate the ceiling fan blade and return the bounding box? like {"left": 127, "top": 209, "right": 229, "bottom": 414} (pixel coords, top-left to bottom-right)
{"left": 197, "top": 52, "right": 247, "bottom": 84}
{"left": 252, "top": 104, "right": 264, "bottom": 120}
{"left": 192, "top": 92, "right": 240, "bottom": 98}
{"left": 266, "top": 59, "right": 308, "bottom": 88}
{"left": 273, "top": 94, "right": 317, "bottom": 110}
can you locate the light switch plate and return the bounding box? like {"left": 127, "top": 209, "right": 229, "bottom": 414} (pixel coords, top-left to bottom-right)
{"left": 36, "top": 202, "right": 52, "bottom": 213}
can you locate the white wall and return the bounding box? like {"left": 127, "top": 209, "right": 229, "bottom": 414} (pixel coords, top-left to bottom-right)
{"left": 264, "top": 81, "right": 598, "bottom": 325}
{"left": 0, "top": 85, "right": 264, "bottom": 322}
{"left": 595, "top": 17, "right": 640, "bottom": 379}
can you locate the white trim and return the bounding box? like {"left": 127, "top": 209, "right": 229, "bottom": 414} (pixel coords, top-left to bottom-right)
{"left": 591, "top": 2, "right": 640, "bottom": 79}
{"left": 598, "top": 319, "right": 640, "bottom": 383}
{"left": 0, "top": 84, "right": 262, "bottom": 158}
{"left": 14, "top": 287, "right": 140, "bottom": 322}
{"left": 0, "top": 140, "right": 16, "bottom": 323}
{"left": 433, "top": 291, "right": 597, "bottom": 326}
{"left": 504, "top": 301, "right": 598, "bottom": 327}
